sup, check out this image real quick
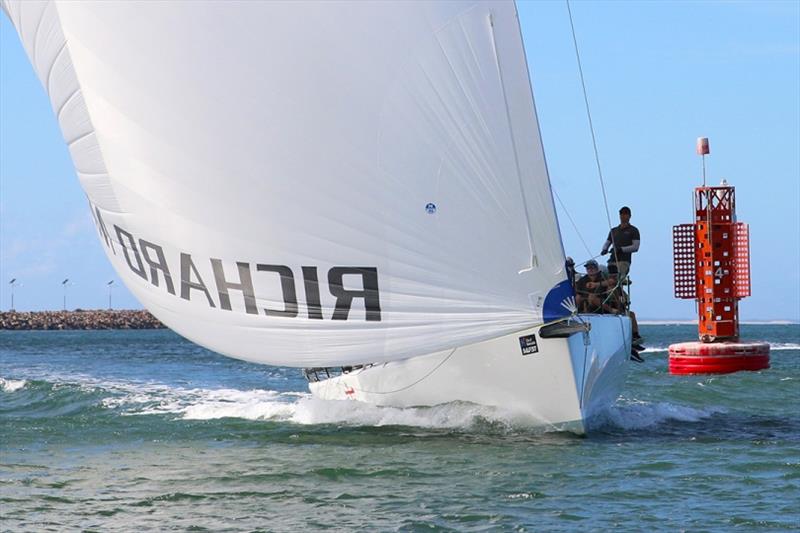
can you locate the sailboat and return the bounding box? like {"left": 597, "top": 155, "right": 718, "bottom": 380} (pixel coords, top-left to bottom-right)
{"left": 3, "top": 0, "right": 631, "bottom": 433}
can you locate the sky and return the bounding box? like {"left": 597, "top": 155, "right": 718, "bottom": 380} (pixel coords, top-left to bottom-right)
{"left": 1, "top": 1, "right": 798, "bottom": 321}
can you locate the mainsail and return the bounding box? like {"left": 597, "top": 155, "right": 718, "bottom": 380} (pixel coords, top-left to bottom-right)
{"left": 3, "top": 1, "right": 570, "bottom": 366}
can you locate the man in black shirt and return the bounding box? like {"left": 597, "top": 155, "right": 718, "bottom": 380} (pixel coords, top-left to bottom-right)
{"left": 600, "top": 206, "right": 640, "bottom": 283}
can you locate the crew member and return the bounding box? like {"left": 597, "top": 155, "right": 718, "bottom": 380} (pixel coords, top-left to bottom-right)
{"left": 565, "top": 257, "right": 578, "bottom": 293}
{"left": 606, "top": 264, "right": 644, "bottom": 352}
{"left": 601, "top": 206, "right": 640, "bottom": 283}
{"left": 575, "top": 260, "right": 608, "bottom": 313}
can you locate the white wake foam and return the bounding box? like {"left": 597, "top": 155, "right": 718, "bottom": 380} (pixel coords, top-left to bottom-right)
{"left": 638, "top": 320, "right": 697, "bottom": 325}
{"left": 109, "top": 380, "right": 731, "bottom": 433}
{"left": 638, "top": 320, "right": 799, "bottom": 325}
{"left": 770, "top": 343, "right": 800, "bottom": 351}
{"left": 639, "top": 346, "right": 668, "bottom": 353}
{"left": 636, "top": 342, "right": 799, "bottom": 354}
{"left": 0, "top": 377, "right": 27, "bottom": 392}
{"left": 170, "top": 388, "right": 527, "bottom": 429}
{"left": 25, "top": 368, "right": 737, "bottom": 431}
{"left": 2, "top": 370, "right": 513, "bottom": 429}
{"left": 280, "top": 397, "right": 523, "bottom": 428}
{"left": 176, "top": 388, "right": 296, "bottom": 421}
{"left": 95, "top": 380, "right": 540, "bottom": 429}
{"left": 2, "top": 369, "right": 757, "bottom": 431}
{"left": 601, "top": 400, "right": 724, "bottom": 430}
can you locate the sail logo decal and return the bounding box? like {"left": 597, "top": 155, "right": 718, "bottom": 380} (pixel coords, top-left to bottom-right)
{"left": 91, "top": 207, "right": 381, "bottom": 321}
{"left": 560, "top": 296, "right": 577, "bottom": 313}
{"left": 519, "top": 334, "right": 539, "bottom": 356}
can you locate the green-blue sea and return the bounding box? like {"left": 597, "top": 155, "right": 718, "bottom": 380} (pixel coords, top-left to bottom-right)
{"left": 1, "top": 324, "right": 798, "bottom": 532}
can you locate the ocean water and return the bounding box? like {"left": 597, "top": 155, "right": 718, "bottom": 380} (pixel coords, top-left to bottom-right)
{"left": 1, "top": 324, "right": 798, "bottom": 532}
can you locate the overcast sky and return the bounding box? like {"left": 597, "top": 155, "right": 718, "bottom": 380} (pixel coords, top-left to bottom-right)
{"left": 1, "top": 1, "right": 798, "bottom": 320}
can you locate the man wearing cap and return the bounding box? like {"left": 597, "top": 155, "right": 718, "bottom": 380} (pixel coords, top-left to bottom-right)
{"left": 575, "top": 260, "right": 609, "bottom": 313}
{"left": 601, "top": 206, "right": 640, "bottom": 283}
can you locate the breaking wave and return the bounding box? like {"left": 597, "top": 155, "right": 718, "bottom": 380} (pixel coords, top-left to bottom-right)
{"left": 0, "top": 377, "right": 27, "bottom": 392}
{"left": 598, "top": 399, "right": 725, "bottom": 430}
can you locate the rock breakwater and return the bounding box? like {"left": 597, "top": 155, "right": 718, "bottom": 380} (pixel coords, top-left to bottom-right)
{"left": 0, "top": 310, "right": 165, "bottom": 330}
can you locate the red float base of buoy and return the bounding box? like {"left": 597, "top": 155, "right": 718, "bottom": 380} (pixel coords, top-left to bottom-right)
{"left": 667, "top": 341, "right": 770, "bottom": 375}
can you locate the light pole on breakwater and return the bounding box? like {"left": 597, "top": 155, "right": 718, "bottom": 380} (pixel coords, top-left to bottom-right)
{"left": 62, "top": 278, "right": 72, "bottom": 311}
{"left": 107, "top": 280, "right": 114, "bottom": 309}
{"left": 9, "top": 279, "right": 20, "bottom": 311}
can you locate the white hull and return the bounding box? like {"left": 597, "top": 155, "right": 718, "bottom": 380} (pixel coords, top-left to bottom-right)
{"left": 308, "top": 315, "right": 632, "bottom": 434}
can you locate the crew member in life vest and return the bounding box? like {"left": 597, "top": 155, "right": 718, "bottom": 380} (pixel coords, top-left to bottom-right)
{"left": 600, "top": 206, "right": 640, "bottom": 284}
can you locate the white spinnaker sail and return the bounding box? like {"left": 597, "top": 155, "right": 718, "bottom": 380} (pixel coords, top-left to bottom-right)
{"left": 3, "top": 1, "right": 570, "bottom": 366}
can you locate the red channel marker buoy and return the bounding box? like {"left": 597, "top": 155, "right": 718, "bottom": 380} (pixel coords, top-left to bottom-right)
{"left": 668, "top": 341, "right": 770, "bottom": 375}
{"left": 667, "top": 138, "right": 770, "bottom": 375}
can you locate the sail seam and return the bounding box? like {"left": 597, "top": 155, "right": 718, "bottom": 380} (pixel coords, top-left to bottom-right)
{"left": 46, "top": 2, "right": 124, "bottom": 214}
{"left": 44, "top": 39, "right": 68, "bottom": 99}
{"left": 429, "top": 21, "right": 506, "bottom": 211}
{"left": 511, "top": 1, "right": 568, "bottom": 261}
{"left": 15, "top": 0, "right": 23, "bottom": 42}
{"left": 31, "top": 1, "right": 47, "bottom": 69}
{"left": 67, "top": 128, "right": 95, "bottom": 148}
{"left": 487, "top": 11, "right": 537, "bottom": 272}
{"left": 77, "top": 170, "right": 111, "bottom": 178}
{"left": 56, "top": 86, "right": 81, "bottom": 123}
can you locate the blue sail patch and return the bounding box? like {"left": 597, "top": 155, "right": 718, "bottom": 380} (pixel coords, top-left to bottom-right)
{"left": 543, "top": 279, "right": 575, "bottom": 323}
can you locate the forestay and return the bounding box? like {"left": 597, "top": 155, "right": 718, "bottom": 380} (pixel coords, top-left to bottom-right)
{"left": 3, "top": 0, "right": 571, "bottom": 366}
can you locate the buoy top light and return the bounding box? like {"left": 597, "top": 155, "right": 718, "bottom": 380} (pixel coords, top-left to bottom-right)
{"left": 696, "top": 137, "right": 710, "bottom": 155}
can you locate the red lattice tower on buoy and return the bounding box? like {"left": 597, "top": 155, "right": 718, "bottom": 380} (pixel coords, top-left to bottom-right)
{"left": 668, "top": 138, "right": 770, "bottom": 375}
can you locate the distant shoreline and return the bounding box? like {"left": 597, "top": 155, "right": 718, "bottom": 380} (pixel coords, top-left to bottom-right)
{"left": 1, "top": 311, "right": 795, "bottom": 331}
{"left": 0, "top": 310, "right": 165, "bottom": 330}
